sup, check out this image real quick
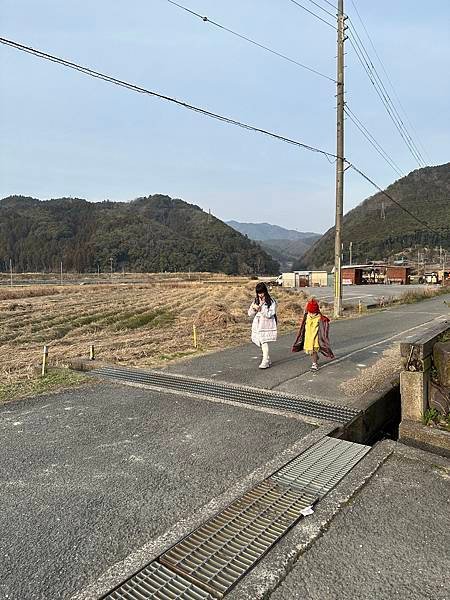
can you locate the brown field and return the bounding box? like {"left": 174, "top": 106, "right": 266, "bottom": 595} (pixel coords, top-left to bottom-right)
{"left": 1, "top": 274, "right": 320, "bottom": 389}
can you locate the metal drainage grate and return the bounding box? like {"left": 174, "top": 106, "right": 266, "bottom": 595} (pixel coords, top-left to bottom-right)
{"left": 160, "top": 479, "right": 316, "bottom": 597}
{"left": 271, "top": 436, "right": 371, "bottom": 497}
{"left": 92, "top": 366, "right": 359, "bottom": 424}
{"left": 103, "top": 562, "right": 214, "bottom": 600}
{"left": 100, "top": 436, "right": 371, "bottom": 599}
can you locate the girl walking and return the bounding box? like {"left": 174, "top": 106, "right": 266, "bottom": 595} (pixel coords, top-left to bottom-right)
{"left": 248, "top": 282, "right": 277, "bottom": 369}
{"left": 292, "top": 298, "right": 334, "bottom": 370}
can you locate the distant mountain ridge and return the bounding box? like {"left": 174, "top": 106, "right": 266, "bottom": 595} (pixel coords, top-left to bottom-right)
{"left": 227, "top": 221, "right": 320, "bottom": 270}
{"left": 227, "top": 221, "right": 319, "bottom": 241}
{"left": 0, "top": 195, "right": 279, "bottom": 275}
{"left": 297, "top": 162, "right": 450, "bottom": 269}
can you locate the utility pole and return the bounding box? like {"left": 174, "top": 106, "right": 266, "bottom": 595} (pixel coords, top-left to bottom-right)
{"left": 60, "top": 261, "right": 63, "bottom": 286}
{"left": 9, "top": 258, "right": 13, "bottom": 288}
{"left": 334, "top": 0, "right": 346, "bottom": 318}
{"left": 110, "top": 257, "right": 113, "bottom": 283}
{"left": 349, "top": 241, "right": 353, "bottom": 266}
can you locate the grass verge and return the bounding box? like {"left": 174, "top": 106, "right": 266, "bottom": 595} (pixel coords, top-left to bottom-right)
{"left": 0, "top": 369, "right": 89, "bottom": 404}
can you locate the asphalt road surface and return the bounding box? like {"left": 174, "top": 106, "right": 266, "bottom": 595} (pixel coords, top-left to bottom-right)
{"left": 1, "top": 292, "right": 449, "bottom": 599}
{"left": 0, "top": 383, "right": 315, "bottom": 600}
{"left": 293, "top": 283, "right": 441, "bottom": 306}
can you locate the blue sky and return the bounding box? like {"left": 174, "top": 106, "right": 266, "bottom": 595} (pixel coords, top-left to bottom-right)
{"left": 1, "top": 0, "right": 449, "bottom": 232}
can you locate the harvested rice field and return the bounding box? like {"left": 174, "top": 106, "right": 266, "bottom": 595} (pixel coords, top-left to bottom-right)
{"left": 0, "top": 274, "right": 320, "bottom": 393}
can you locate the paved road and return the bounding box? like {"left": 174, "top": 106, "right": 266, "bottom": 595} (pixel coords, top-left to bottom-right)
{"left": 294, "top": 283, "right": 441, "bottom": 306}
{"left": 0, "top": 383, "right": 317, "bottom": 600}
{"left": 1, "top": 294, "right": 448, "bottom": 599}
{"left": 163, "top": 294, "right": 450, "bottom": 404}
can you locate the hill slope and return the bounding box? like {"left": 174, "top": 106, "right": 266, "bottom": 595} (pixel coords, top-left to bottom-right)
{"left": 0, "top": 195, "right": 279, "bottom": 274}
{"left": 298, "top": 163, "right": 450, "bottom": 269}
{"left": 227, "top": 221, "right": 320, "bottom": 269}
{"left": 226, "top": 221, "right": 318, "bottom": 241}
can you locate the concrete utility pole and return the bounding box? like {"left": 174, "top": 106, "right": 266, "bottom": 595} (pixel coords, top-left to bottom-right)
{"left": 349, "top": 241, "right": 353, "bottom": 266}
{"left": 334, "top": 0, "right": 346, "bottom": 318}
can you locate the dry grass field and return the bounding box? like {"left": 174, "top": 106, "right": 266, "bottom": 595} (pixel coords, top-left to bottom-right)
{"left": 0, "top": 274, "right": 318, "bottom": 397}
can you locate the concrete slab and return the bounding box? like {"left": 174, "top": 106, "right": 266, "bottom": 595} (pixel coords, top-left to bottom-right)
{"left": 268, "top": 443, "right": 450, "bottom": 600}
{"left": 0, "top": 382, "right": 316, "bottom": 600}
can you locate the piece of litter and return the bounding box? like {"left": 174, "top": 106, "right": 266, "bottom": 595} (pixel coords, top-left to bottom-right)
{"left": 356, "top": 363, "right": 366, "bottom": 367}
{"left": 300, "top": 506, "right": 314, "bottom": 517}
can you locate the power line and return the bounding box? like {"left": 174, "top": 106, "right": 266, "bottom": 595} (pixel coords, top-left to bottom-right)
{"left": 164, "top": 0, "right": 336, "bottom": 82}
{"left": 303, "top": 0, "right": 336, "bottom": 19}
{"left": 348, "top": 0, "right": 431, "bottom": 164}
{"left": 0, "top": 36, "right": 338, "bottom": 160}
{"left": 287, "top": 0, "right": 336, "bottom": 29}
{"left": 319, "top": 0, "right": 338, "bottom": 9}
{"left": 347, "top": 22, "right": 425, "bottom": 167}
{"left": 344, "top": 105, "right": 404, "bottom": 177}
{"left": 347, "top": 31, "right": 425, "bottom": 168}
{"left": 1, "top": 36, "right": 442, "bottom": 240}
{"left": 346, "top": 162, "right": 442, "bottom": 237}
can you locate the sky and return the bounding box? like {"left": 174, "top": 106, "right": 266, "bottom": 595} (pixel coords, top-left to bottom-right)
{"left": 1, "top": 0, "right": 449, "bottom": 233}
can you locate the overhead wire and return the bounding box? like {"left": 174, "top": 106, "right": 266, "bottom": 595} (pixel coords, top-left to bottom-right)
{"left": 0, "top": 36, "right": 443, "bottom": 239}
{"left": 344, "top": 105, "right": 404, "bottom": 177}
{"left": 348, "top": 22, "right": 426, "bottom": 166}
{"left": 164, "top": 0, "right": 336, "bottom": 82}
{"left": 302, "top": 0, "right": 336, "bottom": 19}
{"left": 346, "top": 162, "right": 442, "bottom": 237}
{"left": 347, "top": 33, "right": 424, "bottom": 168}
{"left": 287, "top": 0, "right": 336, "bottom": 29}
{"left": 348, "top": 0, "right": 431, "bottom": 164}
{"left": 0, "top": 37, "right": 338, "bottom": 160}
{"left": 347, "top": 20, "right": 426, "bottom": 167}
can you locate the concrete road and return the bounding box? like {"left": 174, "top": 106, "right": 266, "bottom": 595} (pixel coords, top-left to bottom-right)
{"left": 0, "top": 382, "right": 317, "bottom": 600}
{"left": 270, "top": 443, "right": 450, "bottom": 600}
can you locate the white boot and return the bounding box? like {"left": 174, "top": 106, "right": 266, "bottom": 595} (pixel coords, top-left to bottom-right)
{"left": 259, "top": 343, "right": 270, "bottom": 369}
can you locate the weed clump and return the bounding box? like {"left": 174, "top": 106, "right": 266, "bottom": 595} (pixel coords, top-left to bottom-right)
{"left": 195, "top": 303, "right": 237, "bottom": 326}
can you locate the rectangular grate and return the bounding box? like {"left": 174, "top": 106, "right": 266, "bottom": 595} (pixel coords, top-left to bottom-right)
{"left": 271, "top": 436, "right": 371, "bottom": 497}
{"left": 160, "top": 480, "right": 316, "bottom": 597}
{"left": 100, "top": 436, "right": 371, "bottom": 599}
{"left": 103, "top": 562, "right": 214, "bottom": 600}
{"left": 92, "top": 366, "right": 359, "bottom": 424}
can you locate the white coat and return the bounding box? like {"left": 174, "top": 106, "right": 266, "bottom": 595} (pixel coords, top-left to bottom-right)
{"left": 248, "top": 300, "right": 277, "bottom": 346}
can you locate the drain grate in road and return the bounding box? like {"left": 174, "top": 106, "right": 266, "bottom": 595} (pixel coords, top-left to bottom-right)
{"left": 103, "top": 562, "right": 214, "bottom": 600}
{"left": 271, "top": 436, "right": 371, "bottom": 496}
{"left": 92, "top": 366, "right": 359, "bottom": 424}
{"left": 100, "top": 436, "right": 371, "bottom": 599}
{"left": 160, "top": 479, "right": 316, "bottom": 597}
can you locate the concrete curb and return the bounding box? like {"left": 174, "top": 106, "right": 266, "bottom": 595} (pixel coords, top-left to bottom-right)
{"left": 399, "top": 419, "right": 450, "bottom": 458}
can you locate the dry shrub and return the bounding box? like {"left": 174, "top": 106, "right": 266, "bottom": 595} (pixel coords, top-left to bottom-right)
{"left": 195, "top": 303, "right": 237, "bottom": 327}
{"left": 278, "top": 300, "right": 304, "bottom": 324}
{"left": 0, "top": 287, "right": 61, "bottom": 301}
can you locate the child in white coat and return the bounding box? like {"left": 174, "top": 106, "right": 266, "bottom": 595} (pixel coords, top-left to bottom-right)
{"left": 248, "top": 282, "right": 277, "bottom": 369}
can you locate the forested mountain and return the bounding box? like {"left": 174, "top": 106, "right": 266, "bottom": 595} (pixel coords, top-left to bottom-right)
{"left": 0, "top": 195, "right": 279, "bottom": 275}
{"left": 297, "top": 163, "right": 450, "bottom": 269}
{"left": 227, "top": 220, "right": 320, "bottom": 270}
{"left": 227, "top": 221, "right": 318, "bottom": 241}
